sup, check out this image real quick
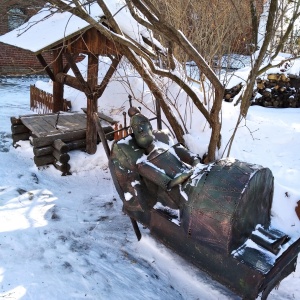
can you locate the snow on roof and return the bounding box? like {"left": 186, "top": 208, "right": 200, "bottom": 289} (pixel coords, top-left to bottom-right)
{"left": 0, "top": 1, "right": 158, "bottom": 54}
{"left": 0, "top": 5, "right": 92, "bottom": 54}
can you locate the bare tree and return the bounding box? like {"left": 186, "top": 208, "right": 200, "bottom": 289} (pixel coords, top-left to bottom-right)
{"left": 226, "top": 0, "right": 300, "bottom": 157}
{"left": 44, "top": 0, "right": 226, "bottom": 162}
{"left": 17, "top": 1, "right": 298, "bottom": 162}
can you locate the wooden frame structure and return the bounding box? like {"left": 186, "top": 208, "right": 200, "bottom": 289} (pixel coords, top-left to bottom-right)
{"left": 0, "top": 7, "right": 162, "bottom": 157}
{"left": 35, "top": 26, "right": 123, "bottom": 154}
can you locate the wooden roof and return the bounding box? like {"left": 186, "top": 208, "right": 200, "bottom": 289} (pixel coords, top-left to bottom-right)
{"left": 0, "top": 3, "right": 156, "bottom": 56}
{"left": 0, "top": 6, "right": 95, "bottom": 54}
{"left": 64, "top": 27, "right": 120, "bottom": 56}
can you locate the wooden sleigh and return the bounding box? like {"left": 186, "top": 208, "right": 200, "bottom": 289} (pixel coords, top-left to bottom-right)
{"left": 94, "top": 112, "right": 300, "bottom": 300}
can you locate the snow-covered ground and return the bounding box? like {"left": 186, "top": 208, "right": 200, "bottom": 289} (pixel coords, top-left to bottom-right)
{"left": 0, "top": 73, "right": 299, "bottom": 300}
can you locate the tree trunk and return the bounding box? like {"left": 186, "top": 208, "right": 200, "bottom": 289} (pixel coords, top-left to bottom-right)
{"left": 122, "top": 47, "right": 185, "bottom": 144}
{"left": 86, "top": 53, "right": 99, "bottom": 154}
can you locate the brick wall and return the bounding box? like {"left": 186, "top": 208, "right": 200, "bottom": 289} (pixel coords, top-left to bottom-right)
{"left": 0, "top": 1, "right": 49, "bottom": 75}
{"left": 0, "top": 44, "right": 54, "bottom": 75}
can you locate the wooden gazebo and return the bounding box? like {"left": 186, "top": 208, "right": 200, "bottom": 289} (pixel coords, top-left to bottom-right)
{"left": 34, "top": 25, "right": 122, "bottom": 154}
{"left": 0, "top": 4, "right": 156, "bottom": 156}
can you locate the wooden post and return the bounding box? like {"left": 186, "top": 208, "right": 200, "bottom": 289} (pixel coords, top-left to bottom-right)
{"left": 86, "top": 53, "right": 99, "bottom": 154}
{"left": 156, "top": 97, "right": 162, "bottom": 130}
{"left": 93, "top": 112, "right": 111, "bottom": 158}
{"left": 52, "top": 49, "right": 64, "bottom": 113}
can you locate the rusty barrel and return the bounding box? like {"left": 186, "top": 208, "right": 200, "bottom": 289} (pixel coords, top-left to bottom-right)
{"left": 182, "top": 158, "right": 274, "bottom": 254}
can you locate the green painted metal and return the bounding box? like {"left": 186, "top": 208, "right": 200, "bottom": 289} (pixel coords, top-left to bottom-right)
{"left": 106, "top": 111, "right": 300, "bottom": 300}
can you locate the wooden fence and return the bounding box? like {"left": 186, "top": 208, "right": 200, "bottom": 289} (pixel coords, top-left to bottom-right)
{"left": 30, "top": 85, "right": 71, "bottom": 114}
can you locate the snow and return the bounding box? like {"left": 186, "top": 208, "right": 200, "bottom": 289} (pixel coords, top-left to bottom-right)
{"left": 0, "top": 1, "right": 156, "bottom": 55}
{"left": 0, "top": 2, "right": 299, "bottom": 298}
{"left": 0, "top": 6, "right": 93, "bottom": 53}
{"left": 1, "top": 59, "right": 300, "bottom": 300}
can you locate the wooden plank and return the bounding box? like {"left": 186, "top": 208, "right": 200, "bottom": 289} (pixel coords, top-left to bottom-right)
{"left": 12, "top": 132, "right": 30, "bottom": 144}
{"left": 74, "top": 115, "right": 87, "bottom": 126}
{"left": 81, "top": 108, "right": 118, "bottom": 125}
{"left": 21, "top": 113, "right": 85, "bottom": 121}
{"left": 33, "top": 145, "right": 53, "bottom": 157}
{"left": 21, "top": 114, "right": 87, "bottom": 137}
{"left": 48, "top": 114, "right": 86, "bottom": 131}
{"left": 71, "top": 113, "right": 87, "bottom": 122}
{"left": 67, "top": 139, "right": 86, "bottom": 150}
{"left": 52, "top": 149, "right": 70, "bottom": 164}
{"left": 53, "top": 139, "right": 69, "bottom": 153}
{"left": 11, "top": 124, "right": 30, "bottom": 134}
{"left": 56, "top": 115, "right": 80, "bottom": 127}
{"left": 20, "top": 112, "right": 58, "bottom": 119}
{"left": 34, "top": 117, "right": 59, "bottom": 134}
{"left": 31, "top": 130, "right": 86, "bottom": 147}
{"left": 43, "top": 114, "right": 72, "bottom": 132}
{"left": 22, "top": 119, "right": 57, "bottom": 137}
{"left": 34, "top": 154, "right": 55, "bottom": 167}
{"left": 40, "top": 115, "right": 57, "bottom": 128}
{"left": 17, "top": 114, "right": 113, "bottom": 153}
{"left": 21, "top": 116, "right": 55, "bottom": 134}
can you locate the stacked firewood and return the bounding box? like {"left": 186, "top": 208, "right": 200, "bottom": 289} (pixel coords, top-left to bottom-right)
{"left": 252, "top": 74, "right": 300, "bottom": 108}
{"left": 223, "top": 82, "right": 243, "bottom": 102}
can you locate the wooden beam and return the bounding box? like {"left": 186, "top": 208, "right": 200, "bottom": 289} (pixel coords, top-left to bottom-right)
{"left": 64, "top": 52, "right": 91, "bottom": 96}
{"left": 31, "top": 130, "right": 86, "bottom": 148}
{"left": 86, "top": 53, "right": 99, "bottom": 154}
{"left": 93, "top": 112, "right": 110, "bottom": 158}
{"left": 63, "top": 53, "right": 78, "bottom": 74}
{"left": 55, "top": 72, "right": 85, "bottom": 93}
{"left": 95, "top": 54, "right": 122, "bottom": 99}
{"left": 52, "top": 49, "right": 64, "bottom": 112}
{"left": 36, "top": 54, "right": 55, "bottom": 81}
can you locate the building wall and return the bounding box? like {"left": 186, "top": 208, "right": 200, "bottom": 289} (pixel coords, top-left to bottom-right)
{"left": 0, "top": 1, "right": 266, "bottom": 75}
{"left": 0, "top": 1, "right": 50, "bottom": 75}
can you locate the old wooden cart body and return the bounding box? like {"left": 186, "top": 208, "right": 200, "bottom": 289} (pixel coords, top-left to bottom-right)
{"left": 103, "top": 127, "right": 300, "bottom": 300}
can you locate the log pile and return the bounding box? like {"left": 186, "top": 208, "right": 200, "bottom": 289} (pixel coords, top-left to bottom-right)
{"left": 10, "top": 116, "right": 113, "bottom": 175}
{"left": 33, "top": 138, "right": 72, "bottom": 175}
{"left": 11, "top": 117, "right": 31, "bottom": 145}
{"left": 223, "top": 82, "right": 243, "bottom": 102}
{"left": 252, "top": 73, "right": 300, "bottom": 108}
